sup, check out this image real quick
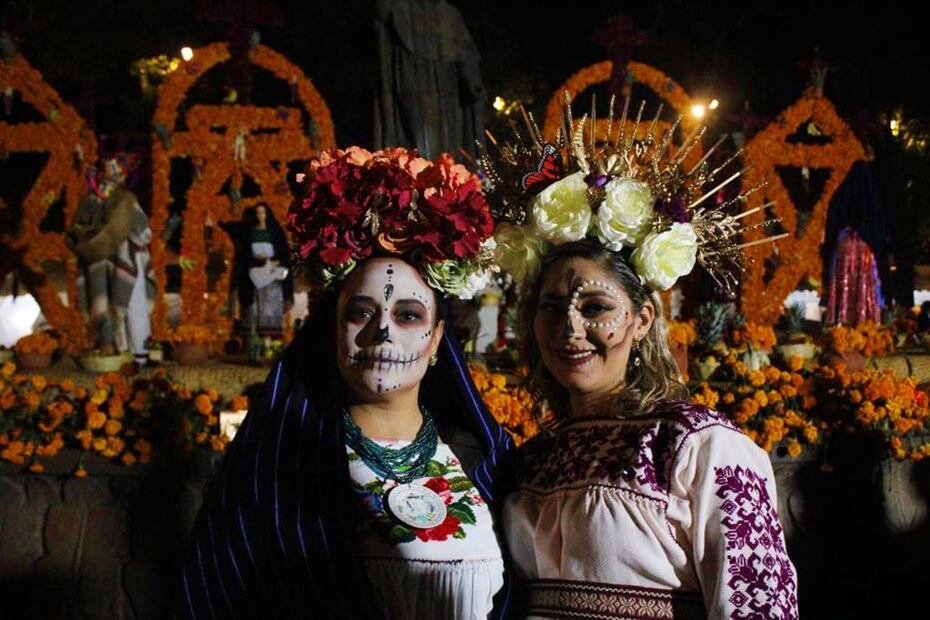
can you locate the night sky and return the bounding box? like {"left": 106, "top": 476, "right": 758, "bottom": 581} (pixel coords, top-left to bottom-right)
{"left": 4, "top": 0, "right": 925, "bottom": 146}
{"left": 3, "top": 0, "right": 927, "bottom": 290}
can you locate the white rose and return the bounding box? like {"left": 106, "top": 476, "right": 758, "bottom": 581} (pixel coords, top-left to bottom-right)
{"left": 631, "top": 223, "right": 698, "bottom": 291}
{"left": 595, "top": 177, "right": 655, "bottom": 250}
{"left": 455, "top": 269, "right": 493, "bottom": 300}
{"left": 493, "top": 223, "right": 549, "bottom": 283}
{"left": 530, "top": 171, "right": 592, "bottom": 244}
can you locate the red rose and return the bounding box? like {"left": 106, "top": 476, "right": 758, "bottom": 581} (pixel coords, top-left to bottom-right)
{"left": 414, "top": 514, "right": 461, "bottom": 542}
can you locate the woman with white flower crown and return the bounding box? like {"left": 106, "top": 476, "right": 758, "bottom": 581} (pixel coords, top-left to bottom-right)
{"left": 481, "top": 102, "right": 799, "bottom": 619}
{"left": 180, "top": 147, "right": 515, "bottom": 619}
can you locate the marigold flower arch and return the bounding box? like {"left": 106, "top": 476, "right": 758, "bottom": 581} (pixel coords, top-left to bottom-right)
{"left": 542, "top": 60, "right": 702, "bottom": 168}
{"left": 149, "top": 42, "right": 336, "bottom": 340}
{"left": 0, "top": 54, "right": 98, "bottom": 352}
{"left": 740, "top": 87, "right": 866, "bottom": 324}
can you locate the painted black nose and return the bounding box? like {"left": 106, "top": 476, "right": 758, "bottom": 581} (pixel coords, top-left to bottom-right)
{"left": 374, "top": 325, "right": 390, "bottom": 343}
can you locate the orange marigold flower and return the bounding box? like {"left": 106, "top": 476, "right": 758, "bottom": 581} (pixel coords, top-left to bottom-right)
{"left": 87, "top": 409, "right": 107, "bottom": 430}
{"left": 74, "top": 467, "right": 88, "bottom": 479}
{"left": 59, "top": 379, "right": 76, "bottom": 392}
{"left": 134, "top": 439, "right": 153, "bottom": 455}
{"left": 30, "top": 375, "right": 48, "bottom": 391}
{"left": 29, "top": 461, "right": 45, "bottom": 474}
{"left": 803, "top": 424, "right": 819, "bottom": 444}
{"left": 1, "top": 361, "right": 15, "bottom": 377}
{"left": 753, "top": 390, "right": 769, "bottom": 408}
{"left": 195, "top": 394, "right": 213, "bottom": 415}
{"left": 76, "top": 430, "right": 93, "bottom": 450}
{"left": 788, "top": 356, "right": 805, "bottom": 372}
{"left": 787, "top": 440, "right": 802, "bottom": 458}
{"left": 24, "top": 390, "right": 41, "bottom": 409}
{"left": 210, "top": 434, "right": 229, "bottom": 452}
{"left": 765, "top": 367, "right": 782, "bottom": 384}
{"left": 230, "top": 395, "right": 249, "bottom": 411}
{"left": 121, "top": 452, "right": 137, "bottom": 466}
{"left": 105, "top": 419, "right": 123, "bottom": 436}
{"left": 749, "top": 371, "right": 766, "bottom": 387}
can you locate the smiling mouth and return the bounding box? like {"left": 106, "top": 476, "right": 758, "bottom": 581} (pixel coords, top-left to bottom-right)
{"left": 554, "top": 349, "right": 598, "bottom": 367}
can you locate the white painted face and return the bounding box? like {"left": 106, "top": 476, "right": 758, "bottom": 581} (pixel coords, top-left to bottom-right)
{"left": 336, "top": 258, "right": 444, "bottom": 400}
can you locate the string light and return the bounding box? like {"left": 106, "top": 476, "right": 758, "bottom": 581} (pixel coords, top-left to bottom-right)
{"left": 181, "top": 47, "right": 194, "bottom": 61}
{"left": 709, "top": 99, "right": 720, "bottom": 110}
{"left": 493, "top": 96, "right": 506, "bottom": 112}
{"left": 691, "top": 104, "right": 706, "bottom": 119}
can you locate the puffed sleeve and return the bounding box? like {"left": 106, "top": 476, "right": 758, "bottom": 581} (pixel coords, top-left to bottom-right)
{"left": 669, "top": 422, "right": 799, "bottom": 619}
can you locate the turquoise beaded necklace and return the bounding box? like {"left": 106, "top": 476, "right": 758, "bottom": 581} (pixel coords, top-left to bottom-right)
{"left": 342, "top": 406, "right": 438, "bottom": 484}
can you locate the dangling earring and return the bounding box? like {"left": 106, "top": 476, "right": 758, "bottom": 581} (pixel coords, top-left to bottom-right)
{"left": 428, "top": 354, "right": 438, "bottom": 367}
{"left": 633, "top": 340, "right": 642, "bottom": 368}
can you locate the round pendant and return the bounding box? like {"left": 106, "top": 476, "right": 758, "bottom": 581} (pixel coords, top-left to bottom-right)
{"left": 384, "top": 483, "right": 447, "bottom": 529}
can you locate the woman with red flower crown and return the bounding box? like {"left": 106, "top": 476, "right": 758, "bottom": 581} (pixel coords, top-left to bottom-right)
{"left": 180, "top": 147, "right": 515, "bottom": 619}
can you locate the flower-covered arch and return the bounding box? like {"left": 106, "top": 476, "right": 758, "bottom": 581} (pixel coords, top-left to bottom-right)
{"left": 542, "top": 61, "right": 702, "bottom": 169}
{"left": 149, "top": 42, "right": 336, "bottom": 340}
{"left": 740, "top": 87, "right": 866, "bottom": 323}
{"left": 0, "top": 54, "right": 98, "bottom": 352}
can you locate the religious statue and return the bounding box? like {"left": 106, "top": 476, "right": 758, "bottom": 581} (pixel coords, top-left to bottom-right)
{"left": 373, "top": 0, "right": 486, "bottom": 157}
{"left": 232, "top": 203, "right": 293, "bottom": 340}
{"left": 67, "top": 157, "right": 155, "bottom": 363}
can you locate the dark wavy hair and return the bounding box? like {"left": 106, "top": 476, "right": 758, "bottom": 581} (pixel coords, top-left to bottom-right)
{"left": 518, "top": 239, "right": 689, "bottom": 419}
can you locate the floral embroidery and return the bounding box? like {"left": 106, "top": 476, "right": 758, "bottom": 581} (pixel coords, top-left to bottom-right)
{"left": 518, "top": 420, "right": 668, "bottom": 498}
{"left": 350, "top": 452, "right": 483, "bottom": 544}
{"left": 714, "top": 465, "right": 799, "bottom": 619}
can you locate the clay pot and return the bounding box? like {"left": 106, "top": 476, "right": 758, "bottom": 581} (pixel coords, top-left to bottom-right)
{"left": 173, "top": 343, "right": 210, "bottom": 366}
{"left": 822, "top": 349, "right": 867, "bottom": 372}
{"left": 15, "top": 352, "right": 53, "bottom": 370}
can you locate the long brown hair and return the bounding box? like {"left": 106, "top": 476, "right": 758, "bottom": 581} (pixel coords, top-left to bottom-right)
{"left": 518, "top": 239, "right": 688, "bottom": 419}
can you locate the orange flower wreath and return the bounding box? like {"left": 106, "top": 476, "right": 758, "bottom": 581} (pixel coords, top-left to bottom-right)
{"left": 149, "top": 43, "right": 336, "bottom": 343}
{"left": 0, "top": 54, "right": 99, "bottom": 352}
{"left": 542, "top": 61, "right": 703, "bottom": 170}
{"left": 741, "top": 88, "right": 866, "bottom": 324}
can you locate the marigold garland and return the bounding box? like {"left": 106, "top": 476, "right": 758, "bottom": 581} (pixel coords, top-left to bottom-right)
{"left": 0, "top": 54, "right": 98, "bottom": 352}
{"left": 825, "top": 322, "right": 895, "bottom": 357}
{"left": 541, "top": 61, "right": 702, "bottom": 170}
{"left": 0, "top": 362, "right": 239, "bottom": 471}
{"left": 149, "top": 43, "right": 336, "bottom": 343}
{"left": 741, "top": 88, "right": 866, "bottom": 324}
{"left": 468, "top": 364, "right": 541, "bottom": 445}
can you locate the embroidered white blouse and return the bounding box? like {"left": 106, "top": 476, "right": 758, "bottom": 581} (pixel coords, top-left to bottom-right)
{"left": 347, "top": 440, "right": 504, "bottom": 620}
{"left": 502, "top": 402, "right": 799, "bottom": 620}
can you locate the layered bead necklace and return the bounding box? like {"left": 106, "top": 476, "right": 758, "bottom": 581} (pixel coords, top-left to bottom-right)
{"left": 343, "top": 407, "right": 447, "bottom": 529}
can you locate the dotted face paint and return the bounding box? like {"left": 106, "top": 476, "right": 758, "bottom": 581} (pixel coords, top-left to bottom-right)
{"left": 337, "top": 260, "right": 437, "bottom": 397}
{"left": 568, "top": 279, "right": 630, "bottom": 332}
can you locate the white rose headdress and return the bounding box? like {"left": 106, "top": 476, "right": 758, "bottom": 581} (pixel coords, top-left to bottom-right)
{"left": 478, "top": 94, "right": 787, "bottom": 292}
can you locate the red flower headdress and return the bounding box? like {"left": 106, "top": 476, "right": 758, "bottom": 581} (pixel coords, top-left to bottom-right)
{"left": 288, "top": 147, "right": 497, "bottom": 298}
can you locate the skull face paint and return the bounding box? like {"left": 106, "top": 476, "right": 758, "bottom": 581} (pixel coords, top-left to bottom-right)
{"left": 336, "top": 258, "right": 441, "bottom": 400}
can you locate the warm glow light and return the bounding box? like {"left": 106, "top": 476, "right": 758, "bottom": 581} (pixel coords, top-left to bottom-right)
{"left": 0, "top": 295, "right": 42, "bottom": 347}
{"left": 181, "top": 47, "right": 194, "bottom": 61}
{"left": 691, "top": 104, "right": 706, "bottom": 119}
{"left": 709, "top": 99, "right": 720, "bottom": 110}
{"left": 890, "top": 119, "right": 900, "bottom": 137}
{"left": 492, "top": 96, "right": 506, "bottom": 112}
